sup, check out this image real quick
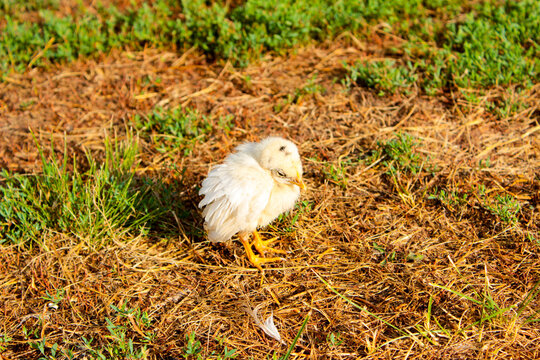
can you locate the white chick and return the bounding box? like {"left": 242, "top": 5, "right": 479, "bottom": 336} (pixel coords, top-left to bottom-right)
{"left": 199, "top": 137, "right": 306, "bottom": 270}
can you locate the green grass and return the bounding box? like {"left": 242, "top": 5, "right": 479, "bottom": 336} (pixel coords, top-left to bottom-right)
{"left": 343, "top": 0, "right": 539, "bottom": 93}
{"left": 134, "top": 105, "right": 230, "bottom": 156}
{"left": 430, "top": 278, "right": 540, "bottom": 335}
{"left": 428, "top": 185, "right": 522, "bottom": 225}
{"left": 181, "top": 332, "right": 237, "bottom": 360}
{"left": 24, "top": 303, "right": 154, "bottom": 360}
{"left": 343, "top": 60, "right": 418, "bottom": 95}
{"left": 0, "top": 335, "right": 11, "bottom": 352}
{"left": 323, "top": 158, "right": 353, "bottom": 190}
{"left": 484, "top": 194, "right": 521, "bottom": 224}
{"left": 441, "top": 1, "right": 539, "bottom": 88}
{"left": 1, "top": 0, "right": 538, "bottom": 91}
{"left": 280, "top": 314, "right": 309, "bottom": 360}
{"left": 428, "top": 188, "right": 469, "bottom": 211}
{"left": 17, "top": 300, "right": 243, "bottom": 360}
{"left": 273, "top": 200, "right": 313, "bottom": 233}
{"left": 0, "top": 135, "right": 162, "bottom": 249}
{"left": 368, "top": 132, "right": 425, "bottom": 176}
{"left": 484, "top": 88, "right": 528, "bottom": 120}
{"left": 81, "top": 304, "right": 155, "bottom": 360}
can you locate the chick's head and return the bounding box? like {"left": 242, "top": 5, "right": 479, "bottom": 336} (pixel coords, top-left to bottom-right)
{"left": 258, "top": 137, "right": 306, "bottom": 190}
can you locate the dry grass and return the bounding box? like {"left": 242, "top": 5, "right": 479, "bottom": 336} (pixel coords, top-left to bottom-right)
{"left": 0, "top": 39, "right": 539, "bottom": 359}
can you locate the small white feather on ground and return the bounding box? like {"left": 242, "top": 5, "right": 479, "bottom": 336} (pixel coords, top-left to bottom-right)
{"left": 243, "top": 304, "right": 285, "bottom": 344}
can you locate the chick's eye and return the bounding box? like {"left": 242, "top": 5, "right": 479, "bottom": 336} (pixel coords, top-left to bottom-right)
{"left": 276, "top": 170, "right": 286, "bottom": 177}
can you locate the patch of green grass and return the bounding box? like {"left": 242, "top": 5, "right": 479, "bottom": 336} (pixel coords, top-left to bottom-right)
{"left": 30, "top": 339, "right": 72, "bottom": 360}
{"left": 430, "top": 278, "right": 540, "bottom": 334}
{"left": 429, "top": 186, "right": 522, "bottom": 224}
{"left": 41, "top": 287, "right": 65, "bottom": 305}
{"left": 182, "top": 332, "right": 202, "bottom": 359}
{"left": 2, "top": 10, "right": 106, "bottom": 71}
{"left": 0, "top": 135, "right": 162, "bottom": 249}
{"left": 1, "top": 1, "right": 171, "bottom": 72}
{"left": 292, "top": 74, "right": 325, "bottom": 102}
{"left": 21, "top": 302, "right": 239, "bottom": 360}
{"left": 441, "top": 0, "right": 539, "bottom": 89}
{"left": 299, "top": 74, "right": 325, "bottom": 96}
{"left": 428, "top": 188, "right": 469, "bottom": 211}
{"left": 22, "top": 325, "right": 74, "bottom": 360}
{"left": 50, "top": 303, "right": 154, "bottom": 360}
{"left": 485, "top": 88, "right": 528, "bottom": 120}
{"left": 427, "top": 0, "right": 537, "bottom": 91}
{"left": 109, "top": 303, "right": 155, "bottom": 342}
{"left": 271, "top": 200, "right": 312, "bottom": 236}
{"left": 134, "top": 105, "right": 230, "bottom": 155}
{"left": 326, "top": 332, "right": 343, "bottom": 348}
{"left": 83, "top": 321, "right": 148, "bottom": 359}
{"left": 1, "top": 0, "right": 536, "bottom": 91}
{"left": 0, "top": 334, "right": 12, "bottom": 352}
{"left": 343, "top": 60, "right": 418, "bottom": 95}
{"left": 182, "top": 332, "right": 237, "bottom": 360}
{"left": 370, "top": 132, "right": 425, "bottom": 176}
{"left": 484, "top": 194, "right": 521, "bottom": 224}
{"left": 323, "top": 158, "right": 353, "bottom": 190}
{"left": 478, "top": 158, "right": 492, "bottom": 170}
{"left": 345, "top": 0, "right": 539, "bottom": 93}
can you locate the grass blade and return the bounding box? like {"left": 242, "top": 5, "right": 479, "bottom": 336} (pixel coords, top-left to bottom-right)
{"left": 281, "top": 314, "right": 309, "bottom": 360}
{"left": 429, "top": 283, "right": 484, "bottom": 306}
{"left": 517, "top": 280, "right": 540, "bottom": 317}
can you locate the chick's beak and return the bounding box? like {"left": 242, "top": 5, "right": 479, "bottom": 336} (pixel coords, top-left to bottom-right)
{"left": 293, "top": 171, "right": 306, "bottom": 190}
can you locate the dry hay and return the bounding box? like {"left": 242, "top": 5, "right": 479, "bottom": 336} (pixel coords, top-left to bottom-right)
{"left": 0, "top": 40, "right": 539, "bottom": 359}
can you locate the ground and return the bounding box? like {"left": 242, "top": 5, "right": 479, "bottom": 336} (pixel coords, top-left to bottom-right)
{"left": 0, "top": 2, "right": 539, "bottom": 360}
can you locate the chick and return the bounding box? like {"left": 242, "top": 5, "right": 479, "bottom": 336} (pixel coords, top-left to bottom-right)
{"left": 199, "top": 137, "right": 306, "bottom": 270}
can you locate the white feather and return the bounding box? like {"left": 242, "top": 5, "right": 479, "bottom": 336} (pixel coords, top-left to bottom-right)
{"left": 243, "top": 304, "right": 285, "bottom": 344}
{"left": 261, "top": 312, "right": 283, "bottom": 343}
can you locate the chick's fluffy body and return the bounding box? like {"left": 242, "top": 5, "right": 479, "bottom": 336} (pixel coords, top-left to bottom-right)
{"left": 199, "top": 137, "right": 302, "bottom": 242}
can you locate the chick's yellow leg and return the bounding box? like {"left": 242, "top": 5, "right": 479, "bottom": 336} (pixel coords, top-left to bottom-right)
{"left": 252, "top": 230, "right": 287, "bottom": 255}
{"left": 239, "top": 233, "right": 282, "bottom": 271}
